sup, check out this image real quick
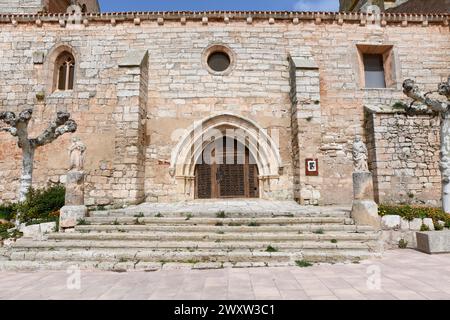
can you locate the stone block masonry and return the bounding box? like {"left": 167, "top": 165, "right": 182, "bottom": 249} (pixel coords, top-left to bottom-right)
{"left": 0, "top": 12, "right": 448, "bottom": 206}
{"left": 365, "top": 106, "right": 441, "bottom": 206}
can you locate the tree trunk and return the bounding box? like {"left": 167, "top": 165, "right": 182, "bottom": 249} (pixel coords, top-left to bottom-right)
{"left": 19, "top": 144, "right": 35, "bottom": 202}
{"left": 440, "top": 115, "right": 450, "bottom": 213}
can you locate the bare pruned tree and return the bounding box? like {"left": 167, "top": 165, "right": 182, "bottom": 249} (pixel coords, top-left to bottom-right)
{"left": 402, "top": 76, "right": 450, "bottom": 213}
{"left": 0, "top": 109, "right": 77, "bottom": 202}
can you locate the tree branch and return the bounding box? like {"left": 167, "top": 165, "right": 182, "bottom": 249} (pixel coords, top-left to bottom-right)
{"left": 0, "top": 111, "right": 17, "bottom": 127}
{"left": 403, "top": 79, "right": 448, "bottom": 113}
{"left": 31, "top": 112, "right": 77, "bottom": 148}
{"left": 0, "top": 126, "right": 18, "bottom": 136}
{"left": 438, "top": 76, "right": 450, "bottom": 100}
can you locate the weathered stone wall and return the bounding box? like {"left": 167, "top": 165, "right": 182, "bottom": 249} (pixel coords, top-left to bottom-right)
{"left": 365, "top": 108, "right": 441, "bottom": 206}
{"left": 0, "top": 13, "right": 448, "bottom": 206}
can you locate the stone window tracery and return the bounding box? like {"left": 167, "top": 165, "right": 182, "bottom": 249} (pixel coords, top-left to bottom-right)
{"left": 54, "top": 52, "right": 75, "bottom": 91}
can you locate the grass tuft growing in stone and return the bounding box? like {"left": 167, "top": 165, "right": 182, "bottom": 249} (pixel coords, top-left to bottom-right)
{"left": 313, "top": 229, "right": 324, "bottom": 234}
{"left": 133, "top": 213, "right": 144, "bottom": 218}
{"left": 398, "top": 238, "right": 408, "bottom": 249}
{"left": 215, "top": 222, "right": 223, "bottom": 226}
{"left": 185, "top": 214, "right": 193, "bottom": 221}
{"left": 248, "top": 221, "right": 260, "bottom": 227}
{"left": 295, "top": 260, "right": 313, "bottom": 268}
{"left": 265, "top": 245, "right": 278, "bottom": 253}
{"left": 216, "top": 211, "right": 227, "bottom": 219}
{"left": 77, "top": 218, "right": 90, "bottom": 225}
{"left": 330, "top": 239, "right": 338, "bottom": 243}
{"left": 155, "top": 213, "right": 163, "bottom": 218}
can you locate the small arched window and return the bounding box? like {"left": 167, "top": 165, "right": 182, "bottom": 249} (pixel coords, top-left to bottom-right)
{"left": 55, "top": 52, "right": 75, "bottom": 91}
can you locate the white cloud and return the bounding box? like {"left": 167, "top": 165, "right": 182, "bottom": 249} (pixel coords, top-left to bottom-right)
{"left": 293, "top": 0, "right": 339, "bottom": 12}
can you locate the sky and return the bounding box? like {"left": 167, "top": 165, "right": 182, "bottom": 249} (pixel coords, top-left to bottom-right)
{"left": 98, "top": 0, "right": 340, "bottom": 12}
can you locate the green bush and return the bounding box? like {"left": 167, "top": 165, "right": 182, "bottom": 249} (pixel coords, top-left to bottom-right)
{"left": 15, "top": 184, "right": 65, "bottom": 225}
{"left": 378, "top": 204, "right": 450, "bottom": 226}
{"left": 0, "top": 203, "right": 15, "bottom": 221}
{"left": 0, "top": 221, "right": 18, "bottom": 240}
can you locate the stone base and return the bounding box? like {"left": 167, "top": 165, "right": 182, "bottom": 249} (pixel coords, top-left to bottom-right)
{"left": 351, "top": 200, "right": 381, "bottom": 230}
{"left": 416, "top": 231, "right": 450, "bottom": 254}
{"left": 59, "top": 205, "right": 87, "bottom": 231}
{"left": 353, "top": 171, "right": 374, "bottom": 201}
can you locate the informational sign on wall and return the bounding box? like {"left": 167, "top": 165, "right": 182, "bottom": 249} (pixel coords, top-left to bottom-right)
{"left": 305, "top": 159, "right": 319, "bottom": 176}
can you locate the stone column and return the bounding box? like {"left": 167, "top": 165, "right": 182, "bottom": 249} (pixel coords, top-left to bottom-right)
{"left": 60, "top": 171, "right": 88, "bottom": 231}
{"left": 351, "top": 137, "right": 381, "bottom": 230}
{"left": 288, "top": 55, "right": 322, "bottom": 205}
{"left": 112, "top": 50, "right": 149, "bottom": 205}
{"left": 59, "top": 138, "right": 88, "bottom": 231}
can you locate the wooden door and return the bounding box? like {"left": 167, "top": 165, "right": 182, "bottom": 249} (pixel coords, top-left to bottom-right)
{"left": 195, "top": 138, "right": 259, "bottom": 199}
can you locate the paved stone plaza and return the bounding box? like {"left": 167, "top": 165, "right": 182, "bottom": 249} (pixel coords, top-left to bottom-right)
{"left": 0, "top": 250, "right": 448, "bottom": 300}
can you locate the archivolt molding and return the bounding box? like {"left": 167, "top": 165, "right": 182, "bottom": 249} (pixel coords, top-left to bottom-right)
{"left": 170, "top": 112, "right": 283, "bottom": 179}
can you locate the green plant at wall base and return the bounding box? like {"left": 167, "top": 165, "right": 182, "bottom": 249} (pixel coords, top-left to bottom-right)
{"left": 0, "top": 222, "right": 14, "bottom": 240}
{"left": 15, "top": 184, "right": 65, "bottom": 225}
{"left": 434, "top": 222, "right": 444, "bottom": 231}
{"left": 420, "top": 224, "right": 430, "bottom": 232}
{"left": 0, "top": 203, "right": 15, "bottom": 221}
{"left": 295, "top": 260, "right": 313, "bottom": 268}
{"left": 398, "top": 239, "right": 408, "bottom": 249}
{"left": 378, "top": 204, "right": 450, "bottom": 226}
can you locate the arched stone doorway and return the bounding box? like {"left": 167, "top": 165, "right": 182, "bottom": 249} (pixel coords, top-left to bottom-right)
{"left": 195, "top": 137, "right": 259, "bottom": 199}
{"left": 169, "top": 113, "right": 283, "bottom": 200}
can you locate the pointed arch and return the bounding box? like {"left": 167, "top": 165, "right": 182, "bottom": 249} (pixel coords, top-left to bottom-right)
{"left": 170, "top": 113, "right": 283, "bottom": 179}
{"left": 44, "top": 43, "right": 78, "bottom": 94}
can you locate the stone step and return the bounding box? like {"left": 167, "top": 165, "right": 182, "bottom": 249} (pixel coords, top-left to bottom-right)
{"left": 47, "top": 231, "right": 379, "bottom": 242}
{"left": 0, "top": 260, "right": 293, "bottom": 272}
{"left": 0, "top": 249, "right": 380, "bottom": 272}
{"left": 88, "top": 207, "right": 352, "bottom": 218}
{"left": 9, "top": 250, "right": 294, "bottom": 263}
{"left": 74, "top": 224, "right": 372, "bottom": 234}
{"left": 6, "top": 249, "right": 377, "bottom": 264}
{"left": 83, "top": 216, "right": 354, "bottom": 225}
{"left": 10, "top": 239, "right": 380, "bottom": 251}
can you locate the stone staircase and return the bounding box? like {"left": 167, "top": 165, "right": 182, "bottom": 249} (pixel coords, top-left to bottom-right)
{"left": 0, "top": 203, "right": 383, "bottom": 271}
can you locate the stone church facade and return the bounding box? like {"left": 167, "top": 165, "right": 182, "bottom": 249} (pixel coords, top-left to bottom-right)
{"left": 0, "top": 1, "right": 449, "bottom": 207}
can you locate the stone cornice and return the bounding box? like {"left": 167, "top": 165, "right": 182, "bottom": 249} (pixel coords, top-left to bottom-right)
{"left": 0, "top": 11, "right": 448, "bottom": 26}
{"left": 364, "top": 105, "right": 436, "bottom": 115}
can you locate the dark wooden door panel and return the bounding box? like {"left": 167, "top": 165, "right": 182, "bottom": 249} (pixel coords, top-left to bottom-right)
{"left": 196, "top": 164, "right": 212, "bottom": 199}
{"left": 218, "top": 164, "right": 245, "bottom": 197}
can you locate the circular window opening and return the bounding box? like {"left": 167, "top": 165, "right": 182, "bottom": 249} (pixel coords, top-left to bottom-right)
{"left": 207, "top": 51, "right": 231, "bottom": 72}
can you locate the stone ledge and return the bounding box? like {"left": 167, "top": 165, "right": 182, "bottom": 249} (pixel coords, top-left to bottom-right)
{"left": 291, "top": 57, "right": 318, "bottom": 70}
{"left": 119, "top": 50, "right": 149, "bottom": 68}
{"left": 364, "top": 104, "right": 435, "bottom": 115}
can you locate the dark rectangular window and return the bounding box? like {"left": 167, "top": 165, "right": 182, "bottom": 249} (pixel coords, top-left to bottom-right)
{"left": 363, "top": 54, "right": 386, "bottom": 88}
